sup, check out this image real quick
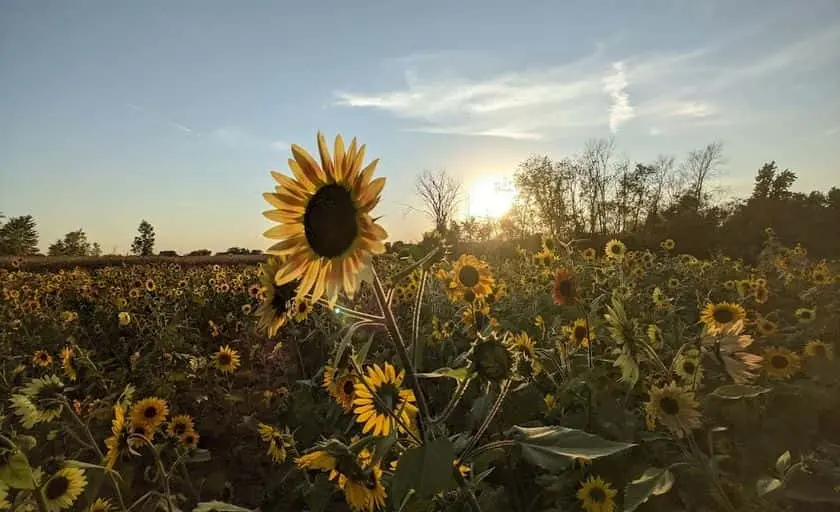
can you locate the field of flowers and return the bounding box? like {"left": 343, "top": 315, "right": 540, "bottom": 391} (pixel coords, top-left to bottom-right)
{"left": 2, "top": 134, "right": 840, "bottom": 512}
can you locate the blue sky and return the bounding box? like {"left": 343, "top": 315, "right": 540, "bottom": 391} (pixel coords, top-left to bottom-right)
{"left": 1, "top": 0, "right": 838, "bottom": 254}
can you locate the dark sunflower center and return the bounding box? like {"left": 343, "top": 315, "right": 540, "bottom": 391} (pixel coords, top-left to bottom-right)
{"left": 712, "top": 308, "right": 734, "bottom": 323}
{"left": 303, "top": 184, "right": 358, "bottom": 258}
{"left": 298, "top": 302, "right": 307, "bottom": 313}
{"left": 271, "top": 282, "right": 298, "bottom": 315}
{"left": 174, "top": 423, "right": 187, "bottom": 435}
{"left": 574, "top": 326, "right": 587, "bottom": 341}
{"left": 589, "top": 486, "right": 606, "bottom": 502}
{"left": 611, "top": 244, "right": 621, "bottom": 254}
{"left": 39, "top": 353, "right": 48, "bottom": 361}
{"left": 800, "top": 311, "right": 813, "bottom": 320}
{"left": 44, "top": 475, "right": 70, "bottom": 500}
{"left": 771, "top": 355, "right": 789, "bottom": 369}
{"left": 463, "top": 290, "right": 476, "bottom": 303}
{"left": 458, "top": 266, "right": 480, "bottom": 287}
{"left": 558, "top": 279, "right": 572, "bottom": 297}
{"left": 814, "top": 345, "right": 826, "bottom": 356}
{"left": 343, "top": 379, "right": 355, "bottom": 396}
{"left": 659, "top": 396, "right": 680, "bottom": 415}
{"left": 184, "top": 434, "right": 195, "bottom": 444}
{"left": 485, "top": 293, "right": 496, "bottom": 304}
{"left": 218, "top": 353, "right": 232, "bottom": 365}
{"left": 144, "top": 406, "right": 158, "bottom": 419}
{"left": 374, "top": 383, "right": 400, "bottom": 413}
{"left": 683, "top": 361, "right": 696, "bottom": 375}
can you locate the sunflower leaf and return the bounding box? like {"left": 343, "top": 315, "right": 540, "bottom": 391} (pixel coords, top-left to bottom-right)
{"left": 776, "top": 450, "right": 792, "bottom": 475}
{"left": 710, "top": 384, "right": 771, "bottom": 399}
{"left": 756, "top": 477, "right": 782, "bottom": 497}
{"left": 623, "top": 467, "right": 675, "bottom": 511}
{"left": 0, "top": 450, "right": 35, "bottom": 489}
{"left": 390, "top": 437, "right": 457, "bottom": 506}
{"left": 416, "top": 367, "right": 470, "bottom": 381}
{"left": 193, "top": 501, "right": 253, "bottom": 512}
{"left": 510, "top": 425, "right": 635, "bottom": 472}
{"left": 336, "top": 320, "right": 370, "bottom": 367}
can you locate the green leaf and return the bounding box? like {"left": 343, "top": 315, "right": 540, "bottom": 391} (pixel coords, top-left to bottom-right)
{"left": 336, "top": 320, "right": 370, "bottom": 367}
{"left": 186, "top": 448, "right": 212, "bottom": 464}
{"left": 710, "top": 384, "right": 771, "bottom": 399}
{"left": 416, "top": 367, "right": 470, "bottom": 381}
{"left": 623, "top": 467, "right": 675, "bottom": 511}
{"left": 223, "top": 393, "right": 244, "bottom": 402}
{"left": 510, "top": 425, "right": 635, "bottom": 472}
{"left": 390, "top": 437, "right": 457, "bottom": 506}
{"left": 64, "top": 459, "right": 110, "bottom": 471}
{"left": 756, "top": 477, "right": 782, "bottom": 497}
{"left": 371, "top": 431, "right": 398, "bottom": 465}
{"left": 775, "top": 450, "right": 791, "bottom": 476}
{"left": 355, "top": 331, "right": 375, "bottom": 366}
{"left": 0, "top": 450, "right": 35, "bottom": 489}
{"left": 14, "top": 435, "right": 37, "bottom": 451}
{"left": 193, "top": 501, "right": 253, "bottom": 512}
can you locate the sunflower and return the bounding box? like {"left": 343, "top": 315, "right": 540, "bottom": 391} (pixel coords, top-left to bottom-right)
{"left": 812, "top": 265, "right": 832, "bottom": 285}
{"left": 130, "top": 397, "right": 169, "bottom": 431}
{"left": 763, "top": 346, "right": 801, "bottom": 380}
{"left": 179, "top": 430, "right": 199, "bottom": 449}
{"left": 104, "top": 405, "right": 129, "bottom": 469}
{"left": 41, "top": 467, "right": 87, "bottom": 512}
{"left": 167, "top": 415, "right": 195, "bottom": 438}
{"left": 577, "top": 475, "right": 617, "bottom": 512}
{"left": 60, "top": 346, "right": 78, "bottom": 382}
{"left": 605, "top": 239, "right": 626, "bottom": 261}
{"left": 756, "top": 317, "right": 778, "bottom": 336}
{"left": 551, "top": 268, "right": 577, "bottom": 305}
{"left": 645, "top": 382, "right": 701, "bottom": 438}
{"left": 257, "top": 423, "right": 289, "bottom": 463}
{"left": 10, "top": 374, "right": 65, "bottom": 428}
{"left": 580, "top": 247, "right": 597, "bottom": 261}
{"left": 353, "top": 363, "right": 417, "bottom": 436}
{"left": 660, "top": 238, "right": 676, "bottom": 251}
{"left": 214, "top": 345, "right": 240, "bottom": 373}
{"left": 565, "top": 318, "right": 594, "bottom": 348}
{"left": 647, "top": 324, "right": 664, "bottom": 348}
{"left": 674, "top": 349, "right": 703, "bottom": 386}
{"left": 472, "top": 338, "right": 514, "bottom": 382}
{"left": 262, "top": 132, "right": 388, "bottom": 306}
{"left": 88, "top": 498, "right": 113, "bottom": 512}
{"left": 334, "top": 373, "right": 358, "bottom": 412}
{"left": 795, "top": 307, "right": 816, "bottom": 324}
{"left": 255, "top": 256, "right": 298, "bottom": 337}
{"left": 449, "top": 254, "right": 494, "bottom": 300}
{"left": 337, "top": 450, "right": 386, "bottom": 512}
{"left": 296, "top": 449, "right": 338, "bottom": 472}
{"left": 700, "top": 302, "right": 746, "bottom": 334}
{"left": 804, "top": 340, "right": 834, "bottom": 360}
{"left": 292, "top": 298, "right": 314, "bottom": 322}
{"left": 509, "top": 331, "right": 536, "bottom": 357}
{"left": 753, "top": 285, "right": 769, "bottom": 304}
{"left": 117, "top": 311, "right": 131, "bottom": 326}
{"left": 32, "top": 350, "right": 53, "bottom": 367}
{"left": 667, "top": 277, "right": 680, "bottom": 289}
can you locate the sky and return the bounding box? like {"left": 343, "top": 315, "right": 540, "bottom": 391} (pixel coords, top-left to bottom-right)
{"left": 1, "top": 0, "right": 838, "bottom": 254}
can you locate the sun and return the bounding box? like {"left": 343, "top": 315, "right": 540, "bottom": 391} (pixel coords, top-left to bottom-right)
{"left": 467, "top": 176, "right": 516, "bottom": 218}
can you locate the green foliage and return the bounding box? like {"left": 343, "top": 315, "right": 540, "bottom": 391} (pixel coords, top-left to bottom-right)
{"left": 390, "top": 437, "right": 457, "bottom": 505}
{"left": 131, "top": 219, "right": 156, "bottom": 256}
{"left": 47, "top": 228, "right": 100, "bottom": 256}
{"left": 0, "top": 214, "right": 39, "bottom": 256}
{"left": 510, "top": 425, "right": 635, "bottom": 472}
{"left": 622, "top": 467, "right": 675, "bottom": 511}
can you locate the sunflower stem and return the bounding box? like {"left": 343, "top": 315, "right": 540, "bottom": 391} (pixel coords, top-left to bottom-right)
{"left": 317, "top": 300, "right": 383, "bottom": 322}
{"left": 388, "top": 246, "right": 441, "bottom": 285}
{"left": 461, "top": 379, "right": 511, "bottom": 460}
{"left": 430, "top": 376, "right": 472, "bottom": 425}
{"left": 454, "top": 464, "right": 484, "bottom": 512}
{"left": 369, "top": 266, "right": 431, "bottom": 441}
{"left": 464, "top": 439, "right": 516, "bottom": 461}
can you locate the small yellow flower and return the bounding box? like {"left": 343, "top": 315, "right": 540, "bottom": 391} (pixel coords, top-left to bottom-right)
{"left": 214, "top": 345, "right": 241, "bottom": 373}
{"left": 804, "top": 340, "right": 834, "bottom": 360}
{"left": 577, "top": 475, "right": 617, "bottom": 512}
{"left": 118, "top": 312, "right": 131, "bottom": 326}
{"left": 32, "top": 350, "right": 53, "bottom": 367}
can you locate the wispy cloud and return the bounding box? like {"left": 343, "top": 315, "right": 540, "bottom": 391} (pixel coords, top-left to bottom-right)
{"left": 604, "top": 62, "right": 634, "bottom": 133}
{"left": 126, "top": 103, "right": 200, "bottom": 137}
{"left": 333, "top": 21, "right": 840, "bottom": 140}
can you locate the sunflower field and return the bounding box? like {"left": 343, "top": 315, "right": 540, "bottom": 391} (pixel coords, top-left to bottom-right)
{"left": 2, "top": 134, "right": 840, "bottom": 512}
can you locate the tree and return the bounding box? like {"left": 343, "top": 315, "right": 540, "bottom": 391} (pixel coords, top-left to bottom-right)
{"left": 0, "top": 215, "right": 39, "bottom": 255}
{"left": 415, "top": 169, "right": 462, "bottom": 234}
{"left": 48, "top": 229, "right": 97, "bottom": 256}
{"left": 131, "top": 220, "right": 156, "bottom": 256}
{"left": 683, "top": 142, "right": 724, "bottom": 205}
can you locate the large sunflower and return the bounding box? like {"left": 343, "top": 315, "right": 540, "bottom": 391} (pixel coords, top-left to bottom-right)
{"left": 262, "top": 132, "right": 388, "bottom": 306}
{"left": 645, "top": 382, "right": 701, "bottom": 438}
{"left": 763, "top": 346, "right": 801, "bottom": 380}
{"left": 551, "top": 268, "right": 577, "bottom": 305}
{"left": 577, "top": 475, "right": 617, "bottom": 512}
{"left": 41, "top": 467, "right": 87, "bottom": 512}
{"left": 130, "top": 397, "right": 169, "bottom": 431}
{"left": 353, "top": 363, "right": 417, "bottom": 437}
{"left": 449, "top": 254, "right": 494, "bottom": 300}
{"left": 700, "top": 302, "right": 746, "bottom": 334}
{"left": 255, "top": 256, "right": 299, "bottom": 337}
{"left": 10, "top": 374, "right": 65, "bottom": 429}
{"left": 214, "top": 345, "right": 241, "bottom": 373}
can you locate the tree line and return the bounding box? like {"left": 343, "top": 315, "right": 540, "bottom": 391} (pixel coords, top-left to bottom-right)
{"left": 414, "top": 139, "right": 840, "bottom": 261}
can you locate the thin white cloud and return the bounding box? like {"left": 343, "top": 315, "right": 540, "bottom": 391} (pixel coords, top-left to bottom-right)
{"left": 332, "top": 21, "right": 840, "bottom": 140}
{"left": 127, "top": 103, "right": 199, "bottom": 136}
{"left": 604, "top": 62, "right": 634, "bottom": 133}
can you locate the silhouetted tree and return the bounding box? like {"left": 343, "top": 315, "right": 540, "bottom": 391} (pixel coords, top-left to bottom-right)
{"left": 415, "top": 169, "right": 462, "bottom": 234}
{"left": 0, "top": 215, "right": 39, "bottom": 255}
{"left": 131, "top": 220, "right": 156, "bottom": 256}
{"left": 48, "top": 229, "right": 97, "bottom": 256}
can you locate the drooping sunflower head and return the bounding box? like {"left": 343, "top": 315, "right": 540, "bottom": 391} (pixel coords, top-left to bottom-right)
{"left": 130, "top": 397, "right": 169, "bottom": 431}
{"left": 32, "top": 350, "right": 53, "bottom": 367}
{"left": 509, "top": 331, "right": 536, "bottom": 357}
{"left": 450, "top": 254, "right": 494, "bottom": 299}
{"left": 763, "top": 346, "right": 801, "bottom": 380}
{"left": 605, "top": 239, "right": 627, "bottom": 261}
{"left": 353, "top": 363, "right": 417, "bottom": 437}
{"left": 471, "top": 338, "right": 514, "bottom": 383}
{"left": 700, "top": 302, "right": 746, "bottom": 334}
{"left": 804, "top": 340, "right": 834, "bottom": 360}
{"left": 552, "top": 268, "right": 577, "bottom": 305}
{"left": 255, "top": 256, "right": 299, "bottom": 337}
{"left": 576, "top": 475, "right": 617, "bottom": 512}
{"left": 167, "top": 414, "right": 195, "bottom": 438}
{"left": 262, "top": 132, "right": 388, "bottom": 306}
{"left": 795, "top": 307, "right": 816, "bottom": 324}
{"left": 214, "top": 345, "right": 241, "bottom": 373}
{"left": 645, "top": 381, "right": 701, "bottom": 438}
{"left": 338, "top": 450, "right": 387, "bottom": 512}
{"left": 88, "top": 497, "right": 114, "bottom": 512}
